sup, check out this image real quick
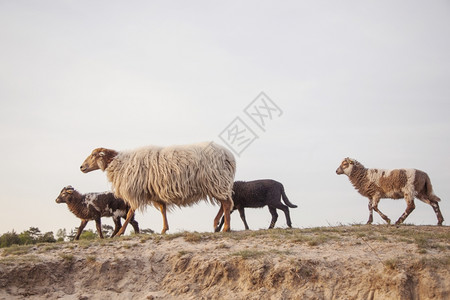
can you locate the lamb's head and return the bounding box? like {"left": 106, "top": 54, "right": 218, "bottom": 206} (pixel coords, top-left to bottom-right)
{"left": 336, "top": 157, "right": 356, "bottom": 176}
{"left": 56, "top": 186, "right": 75, "bottom": 203}
{"left": 80, "top": 148, "right": 118, "bottom": 173}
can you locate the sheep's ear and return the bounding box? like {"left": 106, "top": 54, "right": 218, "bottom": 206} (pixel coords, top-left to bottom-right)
{"left": 99, "top": 151, "right": 105, "bottom": 157}
{"left": 66, "top": 188, "right": 74, "bottom": 194}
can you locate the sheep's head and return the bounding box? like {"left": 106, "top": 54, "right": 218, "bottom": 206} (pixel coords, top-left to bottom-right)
{"left": 80, "top": 148, "right": 118, "bottom": 173}
{"left": 336, "top": 157, "right": 356, "bottom": 176}
{"left": 55, "top": 186, "right": 75, "bottom": 203}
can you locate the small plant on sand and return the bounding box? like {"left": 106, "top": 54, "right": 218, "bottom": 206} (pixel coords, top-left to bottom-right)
{"left": 230, "top": 249, "right": 265, "bottom": 260}
{"left": 162, "top": 232, "right": 184, "bottom": 241}
{"left": 178, "top": 250, "right": 191, "bottom": 257}
{"left": 139, "top": 234, "right": 153, "bottom": 243}
{"left": 123, "top": 243, "right": 132, "bottom": 249}
{"left": 1, "top": 245, "right": 33, "bottom": 256}
{"left": 271, "top": 249, "right": 292, "bottom": 256}
{"left": 307, "top": 234, "right": 331, "bottom": 246}
{"left": 384, "top": 258, "right": 400, "bottom": 270}
{"left": 76, "top": 239, "right": 93, "bottom": 249}
{"left": 184, "top": 232, "right": 203, "bottom": 243}
{"left": 86, "top": 255, "right": 96, "bottom": 263}
{"left": 215, "top": 243, "right": 230, "bottom": 249}
{"left": 60, "top": 253, "right": 74, "bottom": 262}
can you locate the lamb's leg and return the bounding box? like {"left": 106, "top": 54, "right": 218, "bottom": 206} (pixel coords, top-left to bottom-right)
{"left": 75, "top": 219, "right": 88, "bottom": 240}
{"left": 371, "top": 197, "right": 391, "bottom": 224}
{"left": 158, "top": 202, "right": 169, "bottom": 234}
{"left": 111, "top": 217, "right": 122, "bottom": 237}
{"left": 238, "top": 207, "right": 250, "bottom": 230}
{"left": 214, "top": 205, "right": 224, "bottom": 232}
{"left": 395, "top": 196, "right": 415, "bottom": 225}
{"left": 268, "top": 206, "right": 279, "bottom": 229}
{"left": 130, "top": 218, "right": 140, "bottom": 234}
{"left": 367, "top": 200, "right": 374, "bottom": 224}
{"left": 95, "top": 218, "right": 104, "bottom": 239}
{"left": 272, "top": 203, "right": 292, "bottom": 228}
{"left": 216, "top": 216, "right": 225, "bottom": 232}
{"left": 115, "top": 208, "right": 135, "bottom": 237}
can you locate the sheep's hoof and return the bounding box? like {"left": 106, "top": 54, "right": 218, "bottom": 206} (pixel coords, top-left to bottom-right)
{"left": 214, "top": 227, "right": 221, "bottom": 232}
{"left": 386, "top": 219, "right": 391, "bottom": 225}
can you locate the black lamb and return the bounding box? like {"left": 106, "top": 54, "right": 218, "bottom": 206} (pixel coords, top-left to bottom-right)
{"left": 216, "top": 179, "right": 297, "bottom": 231}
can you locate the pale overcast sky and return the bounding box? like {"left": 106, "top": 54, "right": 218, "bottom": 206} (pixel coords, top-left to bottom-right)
{"left": 1, "top": 1, "right": 449, "bottom": 235}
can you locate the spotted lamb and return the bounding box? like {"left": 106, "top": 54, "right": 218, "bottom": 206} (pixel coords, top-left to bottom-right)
{"left": 55, "top": 186, "right": 139, "bottom": 240}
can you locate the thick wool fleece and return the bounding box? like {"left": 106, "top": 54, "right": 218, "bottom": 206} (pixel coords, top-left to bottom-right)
{"left": 105, "top": 142, "right": 236, "bottom": 211}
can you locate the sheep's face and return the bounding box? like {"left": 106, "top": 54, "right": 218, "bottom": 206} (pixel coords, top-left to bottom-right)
{"left": 80, "top": 148, "right": 117, "bottom": 173}
{"left": 55, "top": 186, "right": 74, "bottom": 204}
{"left": 336, "top": 158, "right": 355, "bottom": 176}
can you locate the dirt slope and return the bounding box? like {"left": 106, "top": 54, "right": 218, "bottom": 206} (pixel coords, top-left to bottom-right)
{"left": 0, "top": 225, "right": 448, "bottom": 300}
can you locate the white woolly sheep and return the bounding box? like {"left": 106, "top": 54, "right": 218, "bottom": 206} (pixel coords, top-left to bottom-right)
{"left": 55, "top": 186, "right": 139, "bottom": 240}
{"left": 80, "top": 142, "right": 236, "bottom": 234}
{"left": 336, "top": 158, "right": 444, "bottom": 225}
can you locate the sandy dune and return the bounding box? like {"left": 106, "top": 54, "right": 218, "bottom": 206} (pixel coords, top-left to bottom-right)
{"left": 0, "top": 225, "right": 448, "bottom": 299}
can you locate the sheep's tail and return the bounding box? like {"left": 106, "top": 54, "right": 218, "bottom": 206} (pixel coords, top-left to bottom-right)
{"left": 281, "top": 186, "right": 297, "bottom": 208}
{"left": 425, "top": 175, "right": 441, "bottom": 203}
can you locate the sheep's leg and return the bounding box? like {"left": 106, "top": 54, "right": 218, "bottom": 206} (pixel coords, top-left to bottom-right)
{"left": 371, "top": 197, "right": 391, "bottom": 224}
{"left": 115, "top": 208, "right": 135, "bottom": 237}
{"left": 431, "top": 202, "right": 444, "bottom": 226}
{"left": 111, "top": 217, "right": 122, "bottom": 238}
{"left": 95, "top": 218, "right": 104, "bottom": 239}
{"left": 367, "top": 200, "right": 374, "bottom": 224}
{"left": 216, "top": 209, "right": 236, "bottom": 232}
{"left": 158, "top": 203, "right": 169, "bottom": 234}
{"left": 220, "top": 197, "right": 233, "bottom": 232}
{"left": 395, "top": 196, "right": 415, "bottom": 225}
{"left": 416, "top": 195, "right": 444, "bottom": 226}
{"left": 238, "top": 207, "right": 250, "bottom": 230}
{"left": 214, "top": 205, "right": 224, "bottom": 232}
{"left": 268, "top": 206, "right": 279, "bottom": 229}
{"left": 75, "top": 220, "right": 89, "bottom": 240}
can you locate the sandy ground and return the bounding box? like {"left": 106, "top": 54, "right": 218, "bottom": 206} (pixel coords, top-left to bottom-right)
{"left": 0, "top": 225, "right": 448, "bottom": 300}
